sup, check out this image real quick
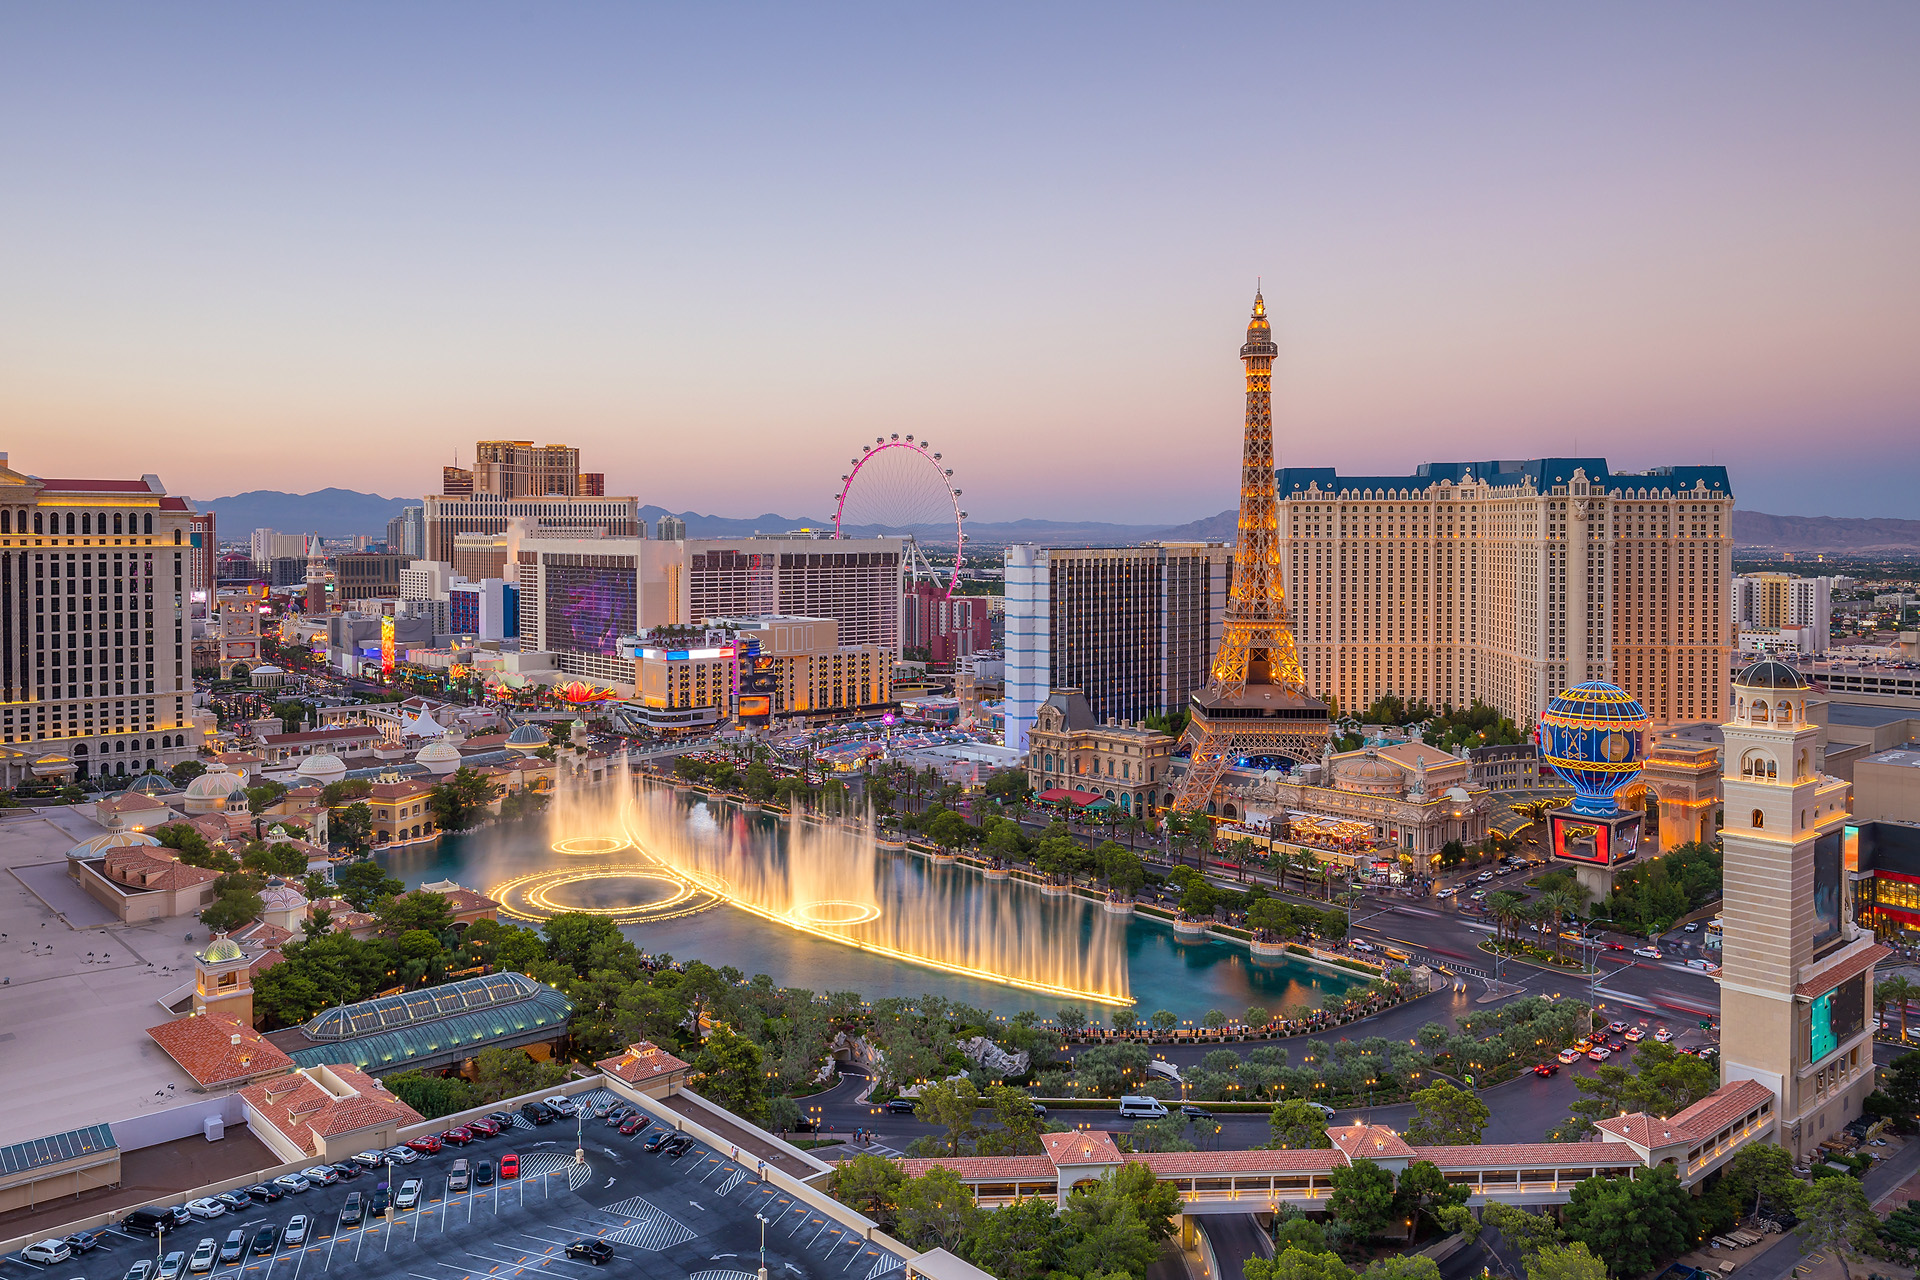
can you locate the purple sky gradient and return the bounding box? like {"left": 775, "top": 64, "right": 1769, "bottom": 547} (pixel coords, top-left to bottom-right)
{"left": 3, "top": 5, "right": 1916, "bottom": 521}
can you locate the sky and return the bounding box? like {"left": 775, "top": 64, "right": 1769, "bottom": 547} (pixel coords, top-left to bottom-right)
{"left": 2, "top": 5, "right": 1917, "bottom": 523}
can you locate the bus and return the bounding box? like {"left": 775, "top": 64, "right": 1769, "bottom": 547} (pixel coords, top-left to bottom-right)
{"left": 1705, "top": 918, "right": 1723, "bottom": 949}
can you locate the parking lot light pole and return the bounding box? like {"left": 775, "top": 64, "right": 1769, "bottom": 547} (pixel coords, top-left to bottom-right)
{"left": 574, "top": 1107, "right": 586, "bottom": 1166}
{"left": 756, "top": 1213, "right": 768, "bottom": 1280}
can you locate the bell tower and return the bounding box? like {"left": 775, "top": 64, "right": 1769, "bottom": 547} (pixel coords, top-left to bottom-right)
{"left": 193, "top": 933, "right": 256, "bottom": 1027}
{"left": 1718, "top": 660, "right": 1883, "bottom": 1161}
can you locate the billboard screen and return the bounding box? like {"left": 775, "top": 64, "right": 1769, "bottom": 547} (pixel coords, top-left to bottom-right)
{"left": 1550, "top": 810, "right": 1641, "bottom": 866}
{"left": 1810, "top": 973, "right": 1867, "bottom": 1063}
{"left": 1813, "top": 829, "right": 1844, "bottom": 948}
{"left": 738, "top": 695, "right": 773, "bottom": 722}
{"left": 544, "top": 558, "right": 638, "bottom": 657}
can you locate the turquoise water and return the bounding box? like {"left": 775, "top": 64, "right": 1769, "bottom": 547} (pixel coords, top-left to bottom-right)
{"left": 375, "top": 798, "right": 1368, "bottom": 1019}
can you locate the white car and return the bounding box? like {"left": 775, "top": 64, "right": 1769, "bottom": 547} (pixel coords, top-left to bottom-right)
{"left": 1470, "top": 890, "right": 1488, "bottom": 901}
{"left": 542, "top": 1095, "right": 576, "bottom": 1116}
{"left": 1436, "top": 887, "right": 1456, "bottom": 898}
{"left": 188, "top": 1239, "right": 218, "bottom": 1274}
{"left": 284, "top": 1216, "right": 309, "bottom": 1246}
{"left": 1348, "top": 939, "right": 1375, "bottom": 953}
{"left": 186, "top": 1197, "right": 227, "bottom": 1219}
{"left": 384, "top": 1146, "right": 420, "bottom": 1164}
{"left": 24, "top": 1240, "right": 74, "bottom": 1266}
{"left": 1633, "top": 947, "right": 1661, "bottom": 959}
{"left": 273, "top": 1174, "right": 311, "bottom": 1194}
{"left": 1654, "top": 1027, "right": 1674, "bottom": 1042}
{"left": 395, "top": 1180, "right": 421, "bottom": 1210}
{"left": 1683, "top": 922, "right": 1699, "bottom": 932}
{"left": 1477, "top": 871, "right": 1495, "bottom": 882}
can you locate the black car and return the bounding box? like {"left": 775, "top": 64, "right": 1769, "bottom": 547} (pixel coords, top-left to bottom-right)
{"left": 643, "top": 1130, "right": 671, "bottom": 1153}
{"left": 64, "top": 1231, "right": 106, "bottom": 1254}
{"left": 122, "top": 1209, "right": 173, "bottom": 1237}
{"left": 565, "top": 1241, "right": 614, "bottom": 1265}
{"left": 250, "top": 1225, "right": 279, "bottom": 1257}
{"left": 665, "top": 1137, "right": 695, "bottom": 1157}
{"left": 249, "top": 1182, "right": 286, "bottom": 1203}
{"left": 330, "top": 1162, "right": 363, "bottom": 1180}
{"left": 474, "top": 1160, "right": 494, "bottom": 1186}
{"left": 1179, "top": 1105, "right": 1214, "bottom": 1121}
{"left": 520, "top": 1102, "right": 554, "bottom": 1126}
{"left": 370, "top": 1185, "right": 390, "bottom": 1218}
{"left": 884, "top": 1098, "right": 916, "bottom": 1114}
{"left": 486, "top": 1111, "right": 517, "bottom": 1127}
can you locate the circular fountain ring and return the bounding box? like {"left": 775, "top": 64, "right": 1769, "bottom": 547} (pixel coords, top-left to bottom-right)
{"left": 789, "top": 900, "right": 881, "bottom": 927}
{"left": 551, "top": 835, "right": 633, "bottom": 856}
{"left": 490, "top": 865, "right": 723, "bottom": 925}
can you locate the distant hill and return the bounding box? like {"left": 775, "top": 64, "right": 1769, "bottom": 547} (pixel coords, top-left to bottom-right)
{"left": 191, "top": 489, "right": 417, "bottom": 538}
{"left": 1147, "top": 509, "right": 1237, "bottom": 542}
{"left": 1732, "top": 511, "right": 1920, "bottom": 553}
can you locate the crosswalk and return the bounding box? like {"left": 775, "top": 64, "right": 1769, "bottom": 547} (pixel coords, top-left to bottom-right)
{"left": 866, "top": 1255, "right": 906, "bottom": 1279}
{"left": 690, "top": 1271, "right": 759, "bottom": 1280}
{"left": 598, "top": 1198, "right": 696, "bottom": 1252}
{"left": 717, "top": 1169, "right": 747, "bottom": 1195}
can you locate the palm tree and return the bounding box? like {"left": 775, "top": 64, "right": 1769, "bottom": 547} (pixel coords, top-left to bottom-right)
{"left": 1536, "top": 889, "right": 1582, "bottom": 961}
{"left": 1485, "top": 890, "right": 1523, "bottom": 948}
{"left": 1884, "top": 975, "right": 1917, "bottom": 1041}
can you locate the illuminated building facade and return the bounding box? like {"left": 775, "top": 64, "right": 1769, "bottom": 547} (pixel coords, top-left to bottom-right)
{"left": 0, "top": 456, "right": 201, "bottom": 783}
{"left": 903, "top": 578, "right": 992, "bottom": 663}
{"left": 1274, "top": 459, "right": 1734, "bottom": 729}
{"left": 1716, "top": 660, "right": 1883, "bottom": 1162}
{"left": 630, "top": 615, "right": 893, "bottom": 732}
{"left": 187, "top": 509, "right": 216, "bottom": 612}
{"left": 422, "top": 492, "right": 640, "bottom": 562}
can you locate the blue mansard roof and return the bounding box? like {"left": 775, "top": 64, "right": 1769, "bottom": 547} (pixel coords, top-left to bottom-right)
{"left": 1275, "top": 458, "right": 1733, "bottom": 500}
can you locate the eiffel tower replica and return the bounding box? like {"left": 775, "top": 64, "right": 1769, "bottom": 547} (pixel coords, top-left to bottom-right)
{"left": 1174, "top": 290, "right": 1330, "bottom": 811}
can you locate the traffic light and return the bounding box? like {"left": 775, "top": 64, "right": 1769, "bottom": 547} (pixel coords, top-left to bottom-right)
{"left": 1699, "top": 1020, "right": 1712, "bottom": 1031}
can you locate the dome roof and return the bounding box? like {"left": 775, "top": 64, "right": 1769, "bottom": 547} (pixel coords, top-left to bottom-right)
{"left": 121, "top": 772, "right": 179, "bottom": 797}
{"left": 184, "top": 767, "right": 247, "bottom": 799}
{"left": 1734, "top": 659, "right": 1809, "bottom": 691}
{"left": 295, "top": 753, "right": 348, "bottom": 782}
{"left": 416, "top": 739, "right": 463, "bottom": 775}
{"left": 505, "top": 723, "right": 548, "bottom": 750}
{"left": 1338, "top": 754, "right": 1401, "bottom": 783}
{"left": 68, "top": 829, "right": 161, "bottom": 859}
{"left": 202, "top": 936, "right": 245, "bottom": 964}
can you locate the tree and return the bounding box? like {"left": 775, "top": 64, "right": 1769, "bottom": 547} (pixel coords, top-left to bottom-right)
{"left": 1482, "top": 1202, "right": 1564, "bottom": 1260}
{"left": 333, "top": 859, "right": 403, "bottom": 910}
{"left": 691, "top": 1026, "right": 768, "bottom": 1125}
{"left": 428, "top": 767, "right": 499, "bottom": 832}
{"left": 332, "top": 802, "right": 374, "bottom": 854}
{"left": 895, "top": 1166, "right": 982, "bottom": 1255}
{"left": 828, "top": 1155, "right": 905, "bottom": 1227}
{"left": 1885, "top": 1050, "right": 1920, "bottom": 1123}
{"left": 1058, "top": 1164, "right": 1178, "bottom": 1279}
{"left": 1328, "top": 1159, "right": 1397, "bottom": 1240}
{"left": 1394, "top": 1159, "right": 1468, "bottom": 1236}
{"left": 1794, "top": 1176, "right": 1879, "bottom": 1280}
{"left": 913, "top": 1079, "right": 984, "bottom": 1157}
{"left": 1527, "top": 1244, "right": 1608, "bottom": 1280}
{"left": 200, "top": 886, "right": 263, "bottom": 933}
{"left": 169, "top": 760, "right": 207, "bottom": 787}
{"left": 382, "top": 1070, "right": 483, "bottom": 1120}
{"left": 244, "top": 781, "right": 288, "bottom": 816}
{"left": 1403, "top": 1081, "right": 1489, "bottom": 1146}
{"left": 1129, "top": 1115, "right": 1196, "bottom": 1153}
{"left": 1721, "top": 1142, "right": 1796, "bottom": 1216}
{"left": 1270, "top": 1100, "right": 1335, "bottom": 1150}
{"left": 1561, "top": 1043, "right": 1716, "bottom": 1140}
{"left": 241, "top": 841, "right": 308, "bottom": 877}
{"left": 1881, "top": 975, "right": 1917, "bottom": 1041}
{"left": 1562, "top": 1167, "right": 1695, "bottom": 1278}
{"left": 1245, "top": 1250, "right": 1354, "bottom": 1280}
{"left": 962, "top": 1195, "right": 1062, "bottom": 1280}
{"left": 1361, "top": 1258, "right": 1442, "bottom": 1280}
{"left": 377, "top": 890, "right": 453, "bottom": 938}
{"left": 470, "top": 1047, "right": 567, "bottom": 1102}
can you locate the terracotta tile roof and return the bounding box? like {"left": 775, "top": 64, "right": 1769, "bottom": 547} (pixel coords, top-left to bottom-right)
{"left": 251, "top": 948, "right": 287, "bottom": 975}
{"left": 1329, "top": 1125, "right": 1416, "bottom": 1162}
{"left": 1668, "top": 1080, "right": 1775, "bottom": 1143}
{"left": 241, "top": 1064, "right": 421, "bottom": 1155}
{"left": 1796, "top": 944, "right": 1891, "bottom": 998}
{"left": 100, "top": 847, "right": 220, "bottom": 893}
{"left": 1593, "top": 1113, "right": 1662, "bottom": 1147}
{"left": 1411, "top": 1142, "right": 1640, "bottom": 1169}
{"left": 898, "top": 1156, "right": 1059, "bottom": 1181}
{"left": 1135, "top": 1149, "right": 1341, "bottom": 1175}
{"left": 369, "top": 778, "right": 436, "bottom": 799}
{"left": 147, "top": 1015, "right": 294, "bottom": 1088}
{"left": 596, "top": 1041, "right": 690, "bottom": 1085}
{"left": 261, "top": 727, "right": 381, "bottom": 747}
{"left": 1041, "top": 1130, "right": 1124, "bottom": 1166}
{"left": 36, "top": 478, "right": 158, "bottom": 493}
{"left": 96, "top": 793, "right": 172, "bottom": 817}
{"left": 233, "top": 919, "right": 295, "bottom": 949}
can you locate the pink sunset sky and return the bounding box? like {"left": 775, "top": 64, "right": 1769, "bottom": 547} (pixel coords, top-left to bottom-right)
{"left": 2, "top": 5, "right": 1916, "bottom": 521}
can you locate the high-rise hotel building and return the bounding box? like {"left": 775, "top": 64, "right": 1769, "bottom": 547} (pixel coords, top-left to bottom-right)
{"left": 1274, "top": 459, "right": 1733, "bottom": 729}
{"left": 425, "top": 438, "right": 639, "bottom": 561}
{"left": 0, "top": 456, "right": 200, "bottom": 786}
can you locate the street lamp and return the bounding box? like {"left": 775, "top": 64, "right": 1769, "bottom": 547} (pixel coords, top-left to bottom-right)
{"left": 756, "top": 1213, "right": 769, "bottom": 1280}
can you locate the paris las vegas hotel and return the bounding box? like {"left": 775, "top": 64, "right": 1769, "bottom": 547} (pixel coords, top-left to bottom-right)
{"left": 1274, "top": 458, "right": 1734, "bottom": 729}
{"left": 0, "top": 456, "right": 200, "bottom": 785}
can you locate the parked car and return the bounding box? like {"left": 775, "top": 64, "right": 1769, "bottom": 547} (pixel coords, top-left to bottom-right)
{"left": 591, "top": 1097, "right": 619, "bottom": 1118}
{"left": 350, "top": 1150, "right": 385, "bottom": 1169}
{"left": 369, "top": 1186, "right": 389, "bottom": 1218}
{"left": 219, "top": 1231, "right": 246, "bottom": 1265}
{"left": 24, "top": 1240, "right": 75, "bottom": 1266}
{"left": 158, "top": 1251, "right": 188, "bottom": 1280}
{"left": 406, "top": 1134, "right": 443, "bottom": 1156}
{"left": 340, "top": 1193, "right": 364, "bottom": 1227}
{"left": 186, "top": 1198, "right": 227, "bottom": 1220}
{"left": 395, "top": 1180, "right": 421, "bottom": 1211}
{"left": 122, "top": 1209, "right": 174, "bottom": 1237}
{"left": 284, "top": 1216, "right": 309, "bottom": 1246}
{"left": 486, "top": 1111, "right": 517, "bottom": 1128}
{"left": 474, "top": 1160, "right": 495, "bottom": 1186}
{"left": 249, "top": 1183, "right": 285, "bottom": 1203}
{"left": 466, "top": 1118, "right": 501, "bottom": 1138}
{"left": 499, "top": 1153, "right": 519, "bottom": 1179}
{"left": 384, "top": 1146, "right": 420, "bottom": 1164}
{"left": 188, "top": 1238, "right": 217, "bottom": 1274}
{"left": 441, "top": 1127, "right": 473, "bottom": 1147}
{"left": 604, "top": 1106, "right": 633, "bottom": 1127}
{"left": 301, "top": 1165, "right": 339, "bottom": 1186}
{"left": 64, "top": 1231, "right": 106, "bottom": 1254}
{"left": 619, "top": 1115, "right": 648, "bottom": 1136}
{"left": 330, "top": 1162, "right": 363, "bottom": 1181}
{"left": 565, "top": 1241, "right": 614, "bottom": 1265}
{"left": 644, "top": 1130, "right": 672, "bottom": 1153}
{"left": 1533, "top": 1062, "right": 1559, "bottom": 1077}
{"left": 520, "top": 1102, "right": 554, "bottom": 1126}
{"left": 272, "top": 1174, "right": 311, "bottom": 1195}
{"left": 542, "top": 1095, "right": 576, "bottom": 1117}
{"left": 124, "top": 1261, "right": 157, "bottom": 1280}
{"left": 215, "top": 1191, "right": 254, "bottom": 1212}
{"left": 665, "top": 1137, "right": 695, "bottom": 1157}
{"left": 250, "top": 1225, "right": 278, "bottom": 1256}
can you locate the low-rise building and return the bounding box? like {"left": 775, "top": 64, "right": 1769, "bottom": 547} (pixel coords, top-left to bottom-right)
{"left": 67, "top": 831, "right": 221, "bottom": 923}
{"left": 1024, "top": 689, "right": 1175, "bottom": 818}
{"left": 257, "top": 725, "right": 383, "bottom": 766}
{"left": 239, "top": 1063, "right": 423, "bottom": 1163}
{"left": 1855, "top": 746, "right": 1920, "bottom": 825}
{"left": 595, "top": 1040, "right": 692, "bottom": 1098}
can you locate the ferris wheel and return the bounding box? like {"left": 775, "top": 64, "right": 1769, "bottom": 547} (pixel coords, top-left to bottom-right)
{"left": 833, "top": 434, "right": 967, "bottom": 596}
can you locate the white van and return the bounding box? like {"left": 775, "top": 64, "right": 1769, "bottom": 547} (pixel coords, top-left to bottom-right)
{"left": 1145, "top": 1060, "right": 1183, "bottom": 1084}
{"left": 1118, "top": 1096, "right": 1169, "bottom": 1119}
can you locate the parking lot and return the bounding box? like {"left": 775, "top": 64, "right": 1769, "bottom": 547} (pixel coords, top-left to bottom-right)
{"left": 13, "top": 1089, "right": 904, "bottom": 1280}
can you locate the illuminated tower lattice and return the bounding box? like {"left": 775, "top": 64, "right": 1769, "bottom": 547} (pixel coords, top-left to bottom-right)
{"left": 1175, "top": 292, "right": 1330, "bottom": 811}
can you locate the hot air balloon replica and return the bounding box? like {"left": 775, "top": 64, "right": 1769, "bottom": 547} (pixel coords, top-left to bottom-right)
{"left": 1535, "top": 681, "right": 1651, "bottom": 896}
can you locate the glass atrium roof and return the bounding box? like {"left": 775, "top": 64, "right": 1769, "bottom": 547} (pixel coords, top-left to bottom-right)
{"left": 301, "top": 971, "right": 544, "bottom": 1041}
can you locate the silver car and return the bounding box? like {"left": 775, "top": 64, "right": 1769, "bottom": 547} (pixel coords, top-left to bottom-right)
{"left": 284, "top": 1216, "right": 309, "bottom": 1246}
{"left": 188, "top": 1239, "right": 218, "bottom": 1274}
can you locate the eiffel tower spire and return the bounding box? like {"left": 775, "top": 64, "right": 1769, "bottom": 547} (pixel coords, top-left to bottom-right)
{"left": 1173, "top": 291, "right": 1329, "bottom": 812}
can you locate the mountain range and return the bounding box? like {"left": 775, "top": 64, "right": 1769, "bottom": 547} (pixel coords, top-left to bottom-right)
{"left": 190, "top": 489, "right": 1920, "bottom": 553}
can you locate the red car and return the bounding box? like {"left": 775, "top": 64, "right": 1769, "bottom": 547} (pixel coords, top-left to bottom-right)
{"left": 499, "top": 1153, "right": 518, "bottom": 1180}
{"left": 1532, "top": 1062, "right": 1559, "bottom": 1077}
{"left": 440, "top": 1127, "right": 473, "bottom": 1147}
{"left": 407, "top": 1134, "right": 443, "bottom": 1155}
{"left": 465, "top": 1118, "right": 500, "bottom": 1138}
{"left": 618, "top": 1115, "right": 647, "bottom": 1136}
